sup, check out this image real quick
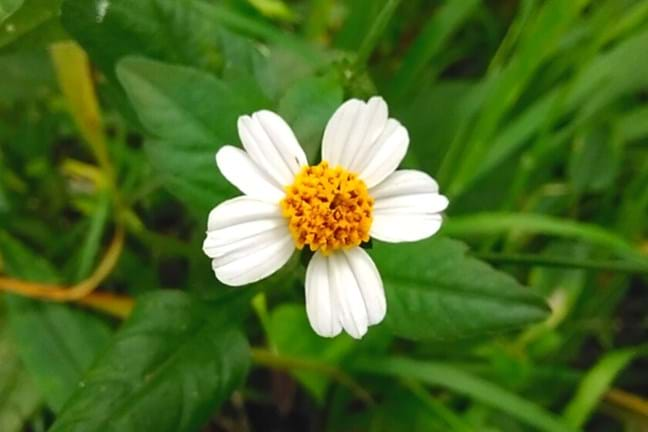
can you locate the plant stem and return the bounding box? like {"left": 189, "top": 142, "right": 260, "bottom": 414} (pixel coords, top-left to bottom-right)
{"left": 249, "top": 347, "right": 374, "bottom": 405}
{"left": 354, "top": 0, "right": 401, "bottom": 71}
{"left": 475, "top": 252, "right": 648, "bottom": 275}
{"left": 0, "top": 225, "right": 125, "bottom": 301}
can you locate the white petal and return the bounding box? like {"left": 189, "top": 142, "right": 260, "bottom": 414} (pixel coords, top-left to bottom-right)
{"left": 343, "top": 247, "right": 386, "bottom": 326}
{"left": 329, "top": 252, "right": 369, "bottom": 339}
{"left": 215, "top": 146, "right": 285, "bottom": 202}
{"left": 305, "top": 253, "right": 342, "bottom": 337}
{"left": 371, "top": 213, "right": 443, "bottom": 243}
{"left": 237, "top": 110, "right": 307, "bottom": 186}
{"left": 356, "top": 119, "right": 409, "bottom": 188}
{"left": 322, "top": 97, "right": 388, "bottom": 169}
{"left": 203, "top": 196, "right": 294, "bottom": 286}
{"left": 370, "top": 170, "right": 448, "bottom": 243}
{"left": 321, "top": 99, "right": 362, "bottom": 166}
{"left": 370, "top": 169, "right": 439, "bottom": 197}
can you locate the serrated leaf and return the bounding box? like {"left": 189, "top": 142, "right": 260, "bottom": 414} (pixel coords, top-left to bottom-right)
{"left": 370, "top": 236, "right": 550, "bottom": 340}
{"left": 60, "top": 0, "right": 223, "bottom": 80}
{"left": 278, "top": 75, "right": 342, "bottom": 163}
{"left": 116, "top": 56, "right": 269, "bottom": 214}
{"left": 49, "top": 290, "right": 250, "bottom": 432}
{"left": 0, "top": 232, "right": 112, "bottom": 412}
{"left": 60, "top": 0, "right": 319, "bottom": 89}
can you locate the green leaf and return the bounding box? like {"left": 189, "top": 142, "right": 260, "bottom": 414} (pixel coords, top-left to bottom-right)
{"left": 442, "top": 212, "right": 648, "bottom": 265}
{"left": 49, "top": 290, "right": 250, "bottom": 432}
{"left": 278, "top": 75, "right": 342, "bottom": 163}
{"left": 0, "top": 232, "right": 112, "bottom": 413}
{"left": 442, "top": 0, "right": 590, "bottom": 193}
{"left": 568, "top": 124, "right": 620, "bottom": 194}
{"left": 0, "top": 312, "right": 41, "bottom": 432}
{"left": 117, "top": 56, "right": 269, "bottom": 214}
{"left": 0, "top": 0, "right": 23, "bottom": 24}
{"left": 61, "top": 0, "right": 222, "bottom": 80}
{"left": 462, "top": 26, "right": 648, "bottom": 194}
{"left": 61, "top": 0, "right": 320, "bottom": 81}
{"left": 351, "top": 356, "right": 577, "bottom": 432}
{"left": 267, "top": 304, "right": 353, "bottom": 402}
{"left": 370, "top": 236, "right": 550, "bottom": 340}
{"left": 0, "top": 0, "right": 61, "bottom": 48}
{"left": 390, "top": 0, "right": 480, "bottom": 97}
{"left": 562, "top": 346, "right": 646, "bottom": 429}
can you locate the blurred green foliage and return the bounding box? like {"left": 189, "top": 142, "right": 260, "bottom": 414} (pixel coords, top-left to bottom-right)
{"left": 0, "top": 0, "right": 647, "bottom": 431}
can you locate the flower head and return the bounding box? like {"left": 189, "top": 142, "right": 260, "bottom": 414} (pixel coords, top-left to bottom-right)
{"left": 203, "top": 97, "right": 449, "bottom": 339}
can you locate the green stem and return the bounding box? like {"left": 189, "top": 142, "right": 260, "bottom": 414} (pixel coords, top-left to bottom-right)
{"left": 250, "top": 347, "right": 374, "bottom": 405}
{"left": 354, "top": 0, "right": 401, "bottom": 70}
{"left": 475, "top": 252, "right": 648, "bottom": 275}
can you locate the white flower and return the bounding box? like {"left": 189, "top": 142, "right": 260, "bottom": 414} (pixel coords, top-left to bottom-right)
{"left": 203, "top": 97, "right": 449, "bottom": 339}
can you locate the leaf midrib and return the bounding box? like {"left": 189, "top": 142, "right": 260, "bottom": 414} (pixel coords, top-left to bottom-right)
{"left": 383, "top": 274, "right": 544, "bottom": 307}
{"left": 82, "top": 314, "right": 239, "bottom": 431}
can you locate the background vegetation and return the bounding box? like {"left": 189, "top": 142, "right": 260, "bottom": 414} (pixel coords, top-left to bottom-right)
{"left": 1, "top": 0, "right": 647, "bottom": 431}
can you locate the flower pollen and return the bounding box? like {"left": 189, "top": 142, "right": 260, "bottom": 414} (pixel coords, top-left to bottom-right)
{"left": 281, "top": 161, "right": 373, "bottom": 254}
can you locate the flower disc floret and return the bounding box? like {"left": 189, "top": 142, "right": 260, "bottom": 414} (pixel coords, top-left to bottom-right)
{"left": 281, "top": 161, "right": 373, "bottom": 254}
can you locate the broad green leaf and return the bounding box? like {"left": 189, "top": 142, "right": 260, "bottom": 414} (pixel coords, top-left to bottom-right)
{"left": 351, "top": 356, "right": 577, "bottom": 432}
{"left": 61, "top": 0, "right": 320, "bottom": 82}
{"left": 370, "top": 236, "right": 549, "bottom": 340}
{"left": 0, "top": 0, "right": 23, "bottom": 24}
{"left": 60, "top": 0, "right": 222, "bottom": 81}
{"left": 0, "top": 0, "right": 60, "bottom": 48}
{"left": 278, "top": 75, "right": 342, "bottom": 163}
{"left": 267, "top": 304, "right": 353, "bottom": 402}
{"left": 49, "top": 290, "right": 250, "bottom": 432}
{"left": 60, "top": 0, "right": 269, "bottom": 128}
{"left": 0, "top": 232, "right": 112, "bottom": 412}
{"left": 0, "top": 312, "right": 41, "bottom": 432}
{"left": 117, "top": 56, "right": 269, "bottom": 214}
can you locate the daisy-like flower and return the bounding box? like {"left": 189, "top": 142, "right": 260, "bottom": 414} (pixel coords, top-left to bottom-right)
{"left": 203, "top": 97, "right": 449, "bottom": 339}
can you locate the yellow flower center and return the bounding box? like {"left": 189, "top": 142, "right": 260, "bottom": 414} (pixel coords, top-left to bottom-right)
{"left": 281, "top": 161, "right": 373, "bottom": 254}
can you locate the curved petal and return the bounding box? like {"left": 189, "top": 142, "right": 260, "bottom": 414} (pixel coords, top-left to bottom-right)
{"left": 203, "top": 196, "right": 294, "bottom": 286}
{"left": 343, "top": 247, "right": 386, "bottom": 326}
{"left": 305, "top": 253, "right": 342, "bottom": 338}
{"left": 322, "top": 97, "right": 388, "bottom": 170}
{"left": 370, "top": 170, "right": 448, "bottom": 243}
{"left": 356, "top": 119, "right": 409, "bottom": 188}
{"left": 328, "top": 252, "right": 369, "bottom": 339}
{"left": 237, "top": 110, "right": 307, "bottom": 186}
{"left": 216, "top": 146, "right": 285, "bottom": 202}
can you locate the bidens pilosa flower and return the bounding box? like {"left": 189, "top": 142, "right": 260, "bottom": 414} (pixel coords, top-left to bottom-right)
{"left": 203, "top": 97, "right": 449, "bottom": 339}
